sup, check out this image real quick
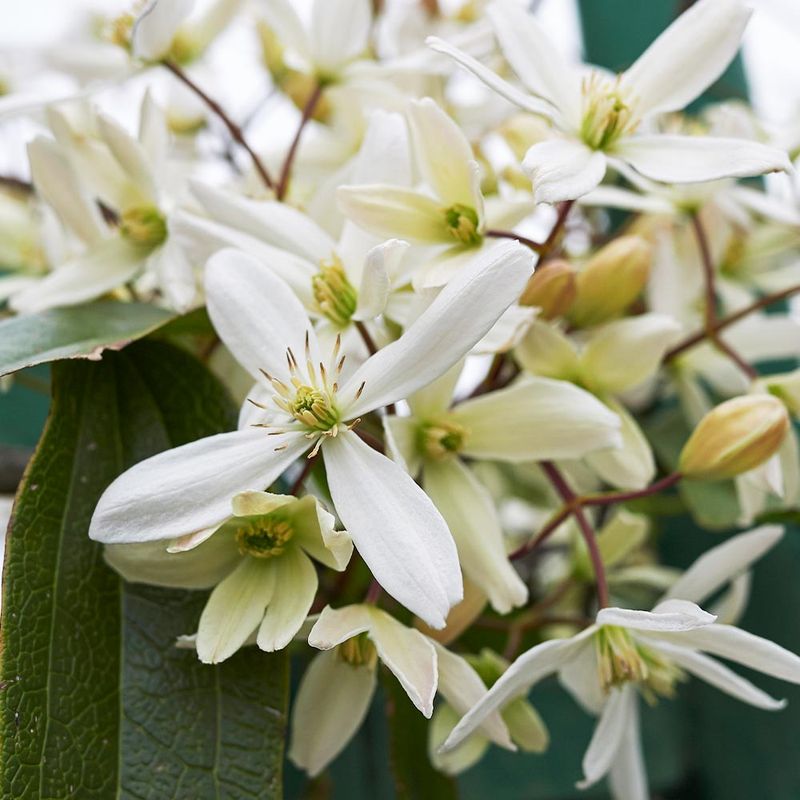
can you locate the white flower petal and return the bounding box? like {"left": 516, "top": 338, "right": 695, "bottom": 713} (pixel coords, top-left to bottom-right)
{"left": 133, "top": 0, "right": 195, "bottom": 61}
{"left": 341, "top": 241, "right": 533, "bottom": 418}
{"left": 310, "top": 0, "right": 371, "bottom": 71}
{"left": 322, "top": 432, "right": 462, "bottom": 627}
{"left": 451, "top": 376, "right": 622, "bottom": 462}
{"left": 429, "top": 705, "right": 490, "bottom": 776}
{"left": 407, "top": 361, "right": 463, "bottom": 420}
{"left": 598, "top": 600, "right": 716, "bottom": 632}
{"left": 425, "top": 36, "right": 557, "bottom": 120}
{"left": 97, "top": 112, "right": 158, "bottom": 204}
{"left": 515, "top": 318, "right": 580, "bottom": 381}
{"left": 89, "top": 428, "right": 308, "bottom": 544}
{"left": 652, "top": 640, "right": 786, "bottom": 711}
{"left": 196, "top": 557, "right": 275, "bottom": 664}
{"left": 288, "top": 649, "right": 376, "bottom": 777}
{"left": 139, "top": 90, "right": 169, "bottom": 176}
{"left": 607, "top": 693, "right": 648, "bottom": 800}
{"left": 663, "top": 525, "right": 783, "bottom": 606}
{"left": 621, "top": 0, "right": 751, "bottom": 117}
{"left": 617, "top": 135, "right": 791, "bottom": 184}
{"left": 308, "top": 604, "right": 374, "bottom": 648}
{"left": 257, "top": 547, "right": 318, "bottom": 652}
{"left": 487, "top": 0, "right": 581, "bottom": 126}
{"left": 710, "top": 572, "right": 751, "bottom": 627}
{"left": 523, "top": 139, "right": 607, "bottom": 204}
{"left": 353, "top": 238, "right": 408, "bottom": 320}
{"left": 579, "top": 185, "right": 675, "bottom": 216}
{"left": 205, "top": 248, "right": 318, "bottom": 382}
{"left": 290, "top": 497, "right": 353, "bottom": 572}
{"left": 424, "top": 458, "right": 528, "bottom": 614}
{"left": 578, "top": 686, "right": 635, "bottom": 789}
{"left": 558, "top": 646, "right": 605, "bottom": 714}
{"left": 382, "top": 415, "right": 423, "bottom": 477}
{"left": 149, "top": 237, "right": 197, "bottom": 312}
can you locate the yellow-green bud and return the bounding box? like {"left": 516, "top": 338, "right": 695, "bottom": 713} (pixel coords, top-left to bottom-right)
{"left": 443, "top": 204, "right": 482, "bottom": 246}
{"left": 519, "top": 260, "right": 577, "bottom": 320}
{"left": 679, "top": 395, "right": 790, "bottom": 481}
{"left": 568, "top": 236, "right": 651, "bottom": 327}
{"left": 120, "top": 206, "right": 168, "bottom": 250}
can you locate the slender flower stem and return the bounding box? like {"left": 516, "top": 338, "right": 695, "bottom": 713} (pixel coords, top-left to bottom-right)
{"left": 540, "top": 461, "right": 609, "bottom": 608}
{"left": 665, "top": 282, "right": 800, "bottom": 361}
{"left": 540, "top": 199, "right": 575, "bottom": 255}
{"left": 0, "top": 175, "right": 33, "bottom": 193}
{"left": 509, "top": 505, "right": 572, "bottom": 560}
{"left": 690, "top": 213, "right": 757, "bottom": 380}
{"left": 276, "top": 83, "right": 323, "bottom": 201}
{"left": 365, "top": 579, "right": 383, "bottom": 604}
{"left": 580, "top": 472, "right": 683, "bottom": 507}
{"left": 354, "top": 320, "right": 378, "bottom": 356}
{"left": 162, "top": 60, "right": 275, "bottom": 191}
{"left": 485, "top": 229, "right": 545, "bottom": 254}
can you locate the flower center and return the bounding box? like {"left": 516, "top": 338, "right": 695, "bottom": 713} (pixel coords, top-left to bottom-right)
{"left": 120, "top": 205, "right": 168, "bottom": 249}
{"left": 419, "top": 419, "right": 470, "bottom": 460}
{"left": 595, "top": 626, "right": 684, "bottom": 703}
{"left": 337, "top": 633, "right": 378, "bottom": 669}
{"left": 235, "top": 515, "right": 294, "bottom": 558}
{"left": 312, "top": 255, "right": 357, "bottom": 327}
{"left": 443, "top": 204, "right": 482, "bottom": 246}
{"left": 580, "top": 73, "right": 638, "bottom": 151}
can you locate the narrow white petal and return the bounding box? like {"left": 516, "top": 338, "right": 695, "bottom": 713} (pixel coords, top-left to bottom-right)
{"left": 353, "top": 239, "right": 408, "bottom": 320}
{"left": 97, "top": 112, "right": 158, "bottom": 204}
{"left": 424, "top": 458, "right": 528, "bottom": 614}
{"left": 663, "top": 526, "right": 783, "bottom": 606}
{"left": 382, "top": 416, "right": 423, "bottom": 477}
{"left": 617, "top": 135, "right": 791, "bottom": 184}
{"left": 451, "top": 376, "right": 622, "bottom": 462}
{"left": 196, "top": 557, "right": 275, "bottom": 664}
{"left": 89, "top": 428, "right": 308, "bottom": 544}
{"left": 598, "top": 600, "right": 716, "bottom": 633}
{"left": 323, "top": 433, "right": 462, "bottom": 627}
{"left": 622, "top": 0, "right": 751, "bottom": 116}
{"left": 307, "top": 604, "right": 374, "bottom": 649}
{"left": 487, "top": 0, "right": 581, "bottom": 125}
{"left": 607, "top": 694, "right": 648, "bottom": 800}
{"left": 407, "top": 361, "right": 463, "bottom": 420}
{"left": 425, "top": 37, "right": 557, "bottom": 120}
{"left": 429, "top": 705, "right": 490, "bottom": 776}
{"left": 523, "top": 139, "right": 607, "bottom": 204}
{"left": 710, "top": 572, "right": 751, "bottom": 626}
{"left": 652, "top": 640, "right": 786, "bottom": 711}
{"left": 257, "top": 547, "right": 318, "bottom": 652}
{"left": 205, "top": 248, "right": 318, "bottom": 382}
{"left": 579, "top": 185, "right": 675, "bottom": 216}
{"left": 288, "top": 650, "right": 376, "bottom": 777}
{"left": 290, "top": 497, "right": 353, "bottom": 572}
{"left": 311, "top": 0, "right": 371, "bottom": 71}
{"left": 369, "top": 610, "right": 438, "bottom": 717}
{"left": 341, "top": 241, "right": 533, "bottom": 418}
{"left": 139, "top": 90, "right": 169, "bottom": 176}
{"left": 558, "top": 647, "right": 605, "bottom": 714}
{"left": 132, "top": 0, "right": 195, "bottom": 61}
{"left": 578, "top": 686, "right": 635, "bottom": 789}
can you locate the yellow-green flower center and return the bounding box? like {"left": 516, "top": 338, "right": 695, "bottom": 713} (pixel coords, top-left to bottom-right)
{"left": 443, "top": 204, "right": 482, "bottom": 246}
{"left": 120, "top": 206, "right": 168, "bottom": 250}
{"left": 235, "top": 515, "right": 294, "bottom": 558}
{"left": 338, "top": 633, "right": 378, "bottom": 669}
{"left": 580, "top": 74, "right": 638, "bottom": 151}
{"left": 419, "top": 419, "right": 470, "bottom": 460}
{"left": 595, "top": 626, "right": 684, "bottom": 703}
{"left": 312, "top": 256, "right": 357, "bottom": 327}
{"left": 287, "top": 384, "right": 340, "bottom": 431}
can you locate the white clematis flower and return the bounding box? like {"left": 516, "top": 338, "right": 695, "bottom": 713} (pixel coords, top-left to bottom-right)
{"left": 428, "top": 0, "right": 791, "bottom": 203}
{"left": 442, "top": 526, "right": 800, "bottom": 800}
{"left": 89, "top": 240, "right": 534, "bottom": 627}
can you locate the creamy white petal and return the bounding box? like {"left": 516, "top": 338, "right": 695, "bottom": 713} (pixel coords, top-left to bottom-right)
{"left": 257, "top": 547, "right": 318, "bottom": 652}
{"left": 353, "top": 239, "right": 408, "bottom": 320}
{"left": 139, "top": 90, "right": 169, "bottom": 176}
{"left": 652, "top": 640, "right": 786, "bottom": 711}
{"left": 424, "top": 458, "right": 528, "bottom": 614}
{"left": 89, "top": 428, "right": 308, "bottom": 544}
{"left": 97, "top": 112, "right": 158, "bottom": 204}
{"left": 382, "top": 415, "right": 423, "bottom": 477}
{"left": 341, "top": 241, "right": 533, "bottom": 418}
{"left": 523, "top": 139, "right": 607, "bottom": 204}
{"left": 514, "top": 319, "right": 580, "bottom": 381}
{"left": 311, "top": 0, "right": 371, "bottom": 71}
{"left": 558, "top": 646, "right": 605, "bottom": 714}
{"left": 617, "top": 135, "right": 791, "bottom": 184}
{"left": 579, "top": 313, "right": 682, "bottom": 394}
{"left": 425, "top": 37, "right": 557, "bottom": 120}
{"left": 408, "top": 98, "right": 479, "bottom": 207}
{"left": 196, "top": 557, "right": 275, "bottom": 663}
{"left": 429, "top": 705, "right": 490, "bottom": 776}
{"left": 290, "top": 497, "right": 353, "bottom": 572}
{"left": 487, "top": 0, "right": 581, "bottom": 126}
{"left": 205, "top": 248, "right": 318, "bottom": 382}
{"left": 598, "top": 600, "right": 716, "bottom": 632}
{"left": 607, "top": 693, "right": 648, "bottom": 800}
{"left": 578, "top": 686, "right": 634, "bottom": 789}
{"left": 663, "top": 526, "right": 783, "bottom": 606}
{"left": 322, "top": 432, "right": 462, "bottom": 627}
{"left": 149, "top": 237, "right": 197, "bottom": 312}
{"left": 710, "top": 572, "right": 751, "bottom": 627}
{"left": 308, "top": 604, "right": 374, "bottom": 648}
{"left": 133, "top": 0, "right": 195, "bottom": 61}
{"left": 451, "top": 377, "right": 622, "bottom": 462}
{"left": 407, "top": 361, "right": 463, "bottom": 420}
{"left": 579, "top": 185, "right": 675, "bottom": 215}
{"left": 369, "top": 610, "right": 438, "bottom": 717}
{"left": 288, "top": 649, "right": 376, "bottom": 777}
{"left": 622, "top": 0, "right": 751, "bottom": 116}
{"left": 337, "top": 185, "right": 451, "bottom": 243}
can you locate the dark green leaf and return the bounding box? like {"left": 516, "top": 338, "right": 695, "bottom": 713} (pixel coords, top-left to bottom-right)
{"left": 1, "top": 340, "right": 288, "bottom": 799}
{"left": 0, "top": 301, "right": 174, "bottom": 376}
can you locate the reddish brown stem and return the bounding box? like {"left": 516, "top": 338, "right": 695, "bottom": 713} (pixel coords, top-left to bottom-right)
{"left": 581, "top": 472, "right": 683, "bottom": 507}
{"left": 276, "top": 83, "right": 323, "bottom": 200}
{"left": 485, "top": 229, "right": 545, "bottom": 254}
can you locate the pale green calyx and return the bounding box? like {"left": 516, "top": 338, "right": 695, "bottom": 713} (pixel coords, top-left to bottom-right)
{"left": 419, "top": 419, "right": 470, "bottom": 460}
{"left": 595, "top": 626, "right": 684, "bottom": 703}
{"left": 443, "top": 204, "right": 482, "bottom": 246}
{"left": 235, "top": 514, "right": 294, "bottom": 558}
{"left": 580, "top": 74, "right": 638, "bottom": 151}
{"left": 312, "top": 255, "right": 357, "bottom": 327}
{"left": 337, "top": 633, "right": 378, "bottom": 669}
{"left": 120, "top": 206, "right": 168, "bottom": 250}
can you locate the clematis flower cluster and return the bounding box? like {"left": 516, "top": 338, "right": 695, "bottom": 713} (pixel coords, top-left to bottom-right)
{"left": 5, "top": 0, "right": 800, "bottom": 796}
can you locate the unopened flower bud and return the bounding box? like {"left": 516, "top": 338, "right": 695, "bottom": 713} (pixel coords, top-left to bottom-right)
{"left": 519, "top": 260, "right": 576, "bottom": 320}
{"left": 568, "top": 236, "right": 651, "bottom": 327}
{"left": 679, "top": 395, "right": 790, "bottom": 481}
